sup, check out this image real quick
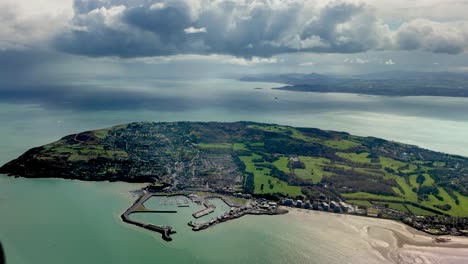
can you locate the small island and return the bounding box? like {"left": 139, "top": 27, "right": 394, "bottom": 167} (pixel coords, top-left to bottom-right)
{"left": 1, "top": 121, "right": 468, "bottom": 240}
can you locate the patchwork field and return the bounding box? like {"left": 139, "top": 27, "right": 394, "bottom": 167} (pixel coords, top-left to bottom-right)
{"left": 240, "top": 154, "right": 302, "bottom": 197}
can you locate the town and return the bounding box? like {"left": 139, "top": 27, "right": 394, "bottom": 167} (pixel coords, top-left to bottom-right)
{"left": 279, "top": 195, "right": 468, "bottom": 237}
{"left": 3, "top": 121, "right": 468, "bottom": 240}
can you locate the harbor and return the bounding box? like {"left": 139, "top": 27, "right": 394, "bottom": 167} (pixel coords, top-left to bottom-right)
{"left": 188, "top": 198, "right": 287, "bottom": 231}
{"left": 121, "top": 191, "right": 288, "bottom": 241}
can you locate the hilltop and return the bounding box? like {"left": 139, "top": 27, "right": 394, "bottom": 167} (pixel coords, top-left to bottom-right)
{"left": 1, "top": 121, "right": 467, "bottom": 217}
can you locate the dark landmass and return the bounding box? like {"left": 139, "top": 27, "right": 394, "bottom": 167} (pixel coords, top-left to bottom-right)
{"left": 241, "top": 71, "right": 468, "bottom": 97}
{"left": 1, "top": 121, "right": 467, "bottom": 218}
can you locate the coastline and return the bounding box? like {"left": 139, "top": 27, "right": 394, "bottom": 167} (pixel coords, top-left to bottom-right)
{"left": 284, "top": 208, "right": 468, "bottom": 264}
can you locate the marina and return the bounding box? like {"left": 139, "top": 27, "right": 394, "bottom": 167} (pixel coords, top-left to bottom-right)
{"left": 121, "top": 191, "right": 287, "bottom": 241}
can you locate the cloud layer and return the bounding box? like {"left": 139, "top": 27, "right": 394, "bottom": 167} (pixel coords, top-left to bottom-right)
{"left": 49, "top": 0, "right": 468, "bottom": 58}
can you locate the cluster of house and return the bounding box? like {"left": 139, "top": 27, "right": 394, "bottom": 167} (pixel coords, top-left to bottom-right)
{"left": 254, "top": 200, "right": 277, "bottom": 210}
{"left": 191, "top": 198, "right": 279, "bottom": 231}
{"left": 282, "top": 198, "right": 365, "bottom": 215}
{"left": 402, "top": 215, "right": 468, "bottom": 236}
{"left": 234, "top": 192, "right": 253, "bottom": 199}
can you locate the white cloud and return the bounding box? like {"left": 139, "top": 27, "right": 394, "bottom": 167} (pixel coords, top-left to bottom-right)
{"left": 0, "top": 0, "right": 73, "bottom": 50}
{"left": 356, "top": 58, "right": 369, "bottom": 64}
{"left": 394, "top": 19, "right": 468, "bottom": 54}
{"left": 125, "top": 54, "right": 224, "bottom": 64}
{"left": 184, "top": 27, "right": 207, "bottom": 34}
{"left": 385, "top": 59, "right": 395, "bottom": 65}
{"left": 299, "top": 62, "right": 316, "bottom": 66}
{"left": 363, "top": 0, "right": 468, "bottom": 21}
{"left": 225, "top": 56, "right": 279, "bottom": 66}
{"left": 344, "top": 58, "right": 369, "bottom": 64}
{"left": 150, "top": 2, "right": 165, "bottom": 10}
{"left": 3, "top": 0, "right": 468, "bottom": 59}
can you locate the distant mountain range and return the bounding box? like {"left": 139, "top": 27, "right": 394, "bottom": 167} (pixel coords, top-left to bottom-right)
{"left": 240, "top": 71, "right": 468, "bottom": 97}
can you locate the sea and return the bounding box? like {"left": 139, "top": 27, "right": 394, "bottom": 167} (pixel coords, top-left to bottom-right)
{"left": 1, "top": 79, "right": 468, "bottom": 264}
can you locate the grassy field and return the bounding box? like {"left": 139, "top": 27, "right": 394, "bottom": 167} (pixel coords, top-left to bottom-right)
{"left": 389, "top": 175, "right": 418, "bottom": 200}
{"left": 346, "top": 200, "right": 372, "bottom": 208}
{"left": 406, "top": 205, "right": 436, "bottom": 216}
{"left": 323, "top": 139, "right": 359, "bottom": 150}
{"left": 379, "top": 156, "right": 417, "bottom": 173}
{"left": 409, "top": 173, "right": 435, "bottom": 187}
{"left": 93, "top": 129, "right": 110, "bottom": 139}
{"left": 233, "top": 143, "right": 248, "bottom": 151}
{"left": 248, "top": 124, "right": 362, "bottom": 150}
{"left": 68, "top": 149, "right": 128, "bottom": 161}
{"left": 195, "top": 143, "right": 232, "bottom": 149}
{"left": 433, "top": 161, "right": 446, "bottom": 167}
{"left": 343, "top": 192, "right": 404, "bottom": 201}
{"left": 272, "top": 157, "right": 290, "bottom": 173}
{"left": 335, "top": 151, "right": 468, "bottom": 216}
{"left": 337, "top": 152, "right": 372, "bottom": 163}
{"left": 419, "top": 188, "right": 468, "bottom": 217}
{"left": 250, "top": 142, "right": 264, "bottom": 147}
{"left": 294, "top": 156, "right": 330, "bottom": 183}
{"left": 422, "top": 173, "right": 435, "bottom": 185}
{"left": 271, "top": 156, "right": 330, "bottom": 184}
{"left": 247, "top": 124, "right": 317, "bottom": 142}
{"left": 240, "top": 154, "right": 302, "bottom": 197}
{"left": 45, "top": 143, "right": 128, "bottom": 162}
{"left": 385, "top": 203, "right": 409, "bottom": 213}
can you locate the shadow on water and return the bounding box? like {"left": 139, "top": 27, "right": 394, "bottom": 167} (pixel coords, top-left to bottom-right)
{"left": 1, "top": 241, "right": 5, "bottom": 264}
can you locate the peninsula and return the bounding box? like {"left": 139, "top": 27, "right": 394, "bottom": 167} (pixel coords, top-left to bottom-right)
{"left": 1, "top": 121, "right": 467, "bottom": 239}
{"left": 241, "top": 72, "right": 468, "bottom": 98}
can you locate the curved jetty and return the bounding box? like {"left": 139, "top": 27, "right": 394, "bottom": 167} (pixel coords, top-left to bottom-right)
{"left": 121, "top": 192, "right": 177, "bottom": 241}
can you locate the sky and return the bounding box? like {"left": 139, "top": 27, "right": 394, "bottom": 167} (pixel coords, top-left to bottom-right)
{"left": 1, "top": 0, "right": 468, "bottom": 110}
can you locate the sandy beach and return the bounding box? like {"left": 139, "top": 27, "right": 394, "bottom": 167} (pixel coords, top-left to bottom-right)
{"left": 284, "top": 208, "right": 468, "bottom": 264}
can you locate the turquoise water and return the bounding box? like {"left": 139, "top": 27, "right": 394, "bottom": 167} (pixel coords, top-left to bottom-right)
{"left": 2, "top": 79, "right": 468, "bottom": 263}
{"left": 0, "top": 175, "right": 368, "bottom": 264}
{"left": 2, "top": 175, "right": 467, "bottom": 264}
{"left": 142, "top": 195, "right": 192, "bottom": 211}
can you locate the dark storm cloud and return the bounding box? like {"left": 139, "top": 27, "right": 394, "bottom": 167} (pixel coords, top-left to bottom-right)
{"left": 52, "top": 0, "right": 468, "bottom": 58}
{"left": 54, "top": 0, "right": 396, "bottom": 58}
{"left": 3, "top": 0, "right": 468, "bottom": 57}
